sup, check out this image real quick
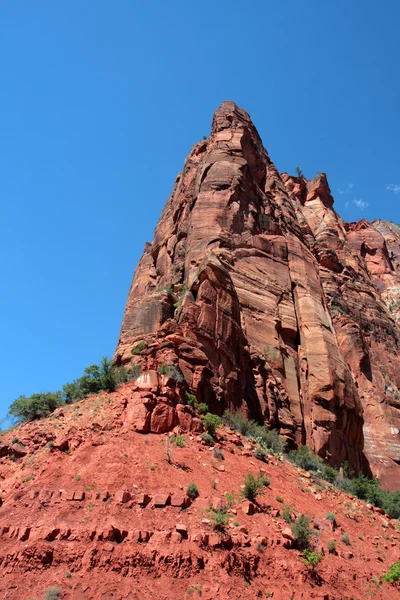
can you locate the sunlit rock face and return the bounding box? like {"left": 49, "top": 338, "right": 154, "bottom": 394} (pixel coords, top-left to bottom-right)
{"left": 115, "top": 101, "right": 400, "bottom": 489}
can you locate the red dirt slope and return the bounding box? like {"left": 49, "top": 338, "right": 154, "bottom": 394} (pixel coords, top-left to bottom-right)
{"left": 0, "top": 383, "right": 399, "bottom": 599}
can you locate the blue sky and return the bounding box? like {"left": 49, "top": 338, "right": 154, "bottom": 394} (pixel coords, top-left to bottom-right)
{"left": 1, "top": 0, "right": 399, "bottom": 423}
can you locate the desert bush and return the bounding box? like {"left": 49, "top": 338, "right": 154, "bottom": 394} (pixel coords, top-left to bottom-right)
{"left": 223, "top": 411, "right": 282, "bottom": 452}
{"left": 185, "top": 392, "right": 197, "bottom": 408}
{"left": 281, "top": 503, "right": 294, "bottom": 523}
{"left": 197, "top": 402, "right": 208, "bottom": 415}
{"left": 208, "top": 507, "right": 229, "bottom": 530}
{"left": 254, "top": 447, "right": 267, "bottom": 462}
{"left": 302, "top": 549, "right": 322, "bottom": 570}
{"left": 8, "top": 358, "right": 128, "bottom": 422}
{"left": 170, "top": 435, "right": 185, "bottom": 448}
{"left": 382, "top": 560, "right": 400, "bottom": 583}
{"left": 131, "top": 341, "right": 147, "bottom": 354}
{"left": 200, "top": 432, "right": 215, "bottom": 446}
{"left": 203, "top": 413, "right": 222, "bottom": 437}
{"left": 44, "top": 587, "right": 62, "bottom": 600}
{"left": 213, "top": 448, "right": 224, "bottom": 461}
{"left": 186, "top": 483, "right": 199, "bottom": 500}
{"left": 289, "top": 445, "right": 324, "bottom": 474}
{"left": 157, "top": 363, "right": 183, "bottom": 382}
{"left": 242, "top": 472, "right": 270, "bottom": 502}
{"left": 341, "top": 532, "right": 350, "bottom": 546}
{"left": 291, "top": 514, "right": 313, "bottom": 549}
{"left": 327, "top": 539, "right": 336, "bottom": 553}
{"left": 326, "top": 512, "right": 336, "bottom": 523}
{"left": 9, "top": 392, "right": 63, "bottom": 422}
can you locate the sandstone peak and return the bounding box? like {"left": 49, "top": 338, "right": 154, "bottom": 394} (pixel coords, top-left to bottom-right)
{"left": 115, "top": 102, "right": 400, "bottom": 490}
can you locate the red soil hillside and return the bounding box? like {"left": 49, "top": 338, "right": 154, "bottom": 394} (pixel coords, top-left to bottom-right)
{"left": 0, "top": 382, "right": 399, "bottom": 599}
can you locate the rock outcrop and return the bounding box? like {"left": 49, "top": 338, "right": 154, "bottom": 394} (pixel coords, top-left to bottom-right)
{"left": 114, "top": 101, "right": 400, "bottom": 489}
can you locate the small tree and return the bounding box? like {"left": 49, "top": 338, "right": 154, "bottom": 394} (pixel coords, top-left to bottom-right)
{"left": 9, "top": 392, "right": 63, "bottom": 422}
{"left": 296, "top": 166, "right": 304, "bottom": 178}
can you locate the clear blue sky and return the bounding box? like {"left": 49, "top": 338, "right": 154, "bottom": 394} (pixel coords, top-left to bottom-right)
{"left": 1, "top": 0, "right": 399, "bottom": 423}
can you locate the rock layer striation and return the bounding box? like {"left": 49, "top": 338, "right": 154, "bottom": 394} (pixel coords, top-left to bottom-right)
{"left": 115, "top": 101, "right": 400, "bottom": 489}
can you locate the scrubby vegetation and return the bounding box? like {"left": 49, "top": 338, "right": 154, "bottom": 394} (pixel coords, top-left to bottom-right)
{"left": 185, "top": 392, "right": 197, "bottom": 408}
{"left": 223, "top": 411, "right": 283, "bottom": 453}
{"left": 223, "top": 412, "right": 400, "bottom": 520}
{"left": 281, "top": 503, "right": 294, "bottom": 523}
{"left": 213, "top": 448, "right": 224, "bottom": 461}
{"left": 8, "top": 357, "right": 128, "bottom": 422}
{"left": 170, "top": 434, "right": 185, "bottom": 447}
{"left": 291, "top": 514, "right": 313, "bottom": 549}
{"left": 208, "top": 506, "right": 229, "bottom": 530}
{"left": 242, "top": 472, "right": 270, "bottom": 502}
{"left": 186, "top": 483, "right": 199, "bottom": 501}
{"left": 200, "top": 432, "right": 215, "bottom": 446}
{"left": 157, "top": 363, "right": 184, "bottom": 382}
{"left": 289, "top": 445, "right": 400, "bottom": 520}
{"left": 254, "top": 447, "right": 267, "bottom": 462}
{"left": 302, "top": 549, "right": 322, "bottom": 570}
{"left": 327, "top": 539, "right": 336, "bottom": 554}
{"left": 203, "top": 413, "right": 222, "bottom": 437}
{"left": 44, "top": 587, "right": 63, "bottom": 600}
{"left": 382, "top": 560, "right": 400, "bottom": 583}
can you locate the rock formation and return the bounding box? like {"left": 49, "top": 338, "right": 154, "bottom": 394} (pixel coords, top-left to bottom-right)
{"left": 114, "top": 101, "right": 400, "bottom": 490}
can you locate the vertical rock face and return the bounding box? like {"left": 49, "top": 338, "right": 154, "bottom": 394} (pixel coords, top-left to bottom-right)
{"left": 114, "top": 101, "right": 400, "bottom": 489}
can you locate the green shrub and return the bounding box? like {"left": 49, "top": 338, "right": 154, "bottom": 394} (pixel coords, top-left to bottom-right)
{"left": 197, "top": 402, "right": 208, "bottom": 415}
{"left": 131, "top": 341, "right": 147, "bottom": 354}
{"left": 254, "top": 447, "right": 267, "bottom": 462}
{"left": 213, "top": 448, "right": 224, "bottom": 461}
{"left": 327, "top": 539, "right": 336, "bottom": 553}
{"left": 170, "top": 435, "right": 185, "bottom": 448}
{"left": 223, "top": 411, "right": 283, "bottom": 452}
{"left": 223, "top": 410, "right": 256, "bottom": 436}
{"left": 8, "top": 357, "right": 127, "bottom": 422}
{"left": 186, "top": 483, "right": 199, "bottom": 500}
{"left": 382, "top": 560, "right": 400, "bottom": 583}
{"left": 302, "top": 549, "right": 322, "bottom": 569}
{"left": 44, "top": 587, "right": 62, "bottom": 600}
{"left": 326, "top": 512, "right": 336, "bottom": 523}
{"left": 281, "top": 503, "right": 294, "bottom": 523}
{"left": 185, "top": 392, "right": 197, "bottom": 408}
{"left": 200, "top": 432, "right": 215, "bottom": 446}
{"left": 276, "top": 495, "right": 284, "bottom": 503}
{"left": 323, "top": 466, "right": 339, "bottom": 484}
{"left": 341, "top": 532, "right": 350, "bottom": 546}
{"left": 291, "top": 514, "right": 313, "bottom": 549}
{"left": 345, "top": 474, "right": 400, "bottom": 519}
{"left": 203, "top": 413, "right": 222, "bottom": 437}
{"left": 62, "top": 358, "right": 127, "bottom": 403}
{"left": 225, "top": 492, "right": 235, "bottom": 508}
{"left": 242, "top": 472, "right": 270, "bottom": 502}
{"left": 157, "top": 363, "right": 184, "bottom": 382}
{"left": 289, "top": 445, "right": 324, "bottom": 474}
{"left": 208, "top": 507, "right": 229, "bottom": 530}
{"left": 9, "top": 392, "right": 63, "bottom": 422}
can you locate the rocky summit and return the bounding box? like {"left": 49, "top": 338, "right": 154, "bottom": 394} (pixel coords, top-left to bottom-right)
{"left": 1, "top": 102, "right": 400, "bottom": 600}
{"left": 115, "top": 100, "right": 400, "bottom": 491}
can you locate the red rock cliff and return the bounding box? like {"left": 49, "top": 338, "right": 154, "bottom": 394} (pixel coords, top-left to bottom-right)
{"left": 114, "top": 101, "right": 400, "bottom": 489}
